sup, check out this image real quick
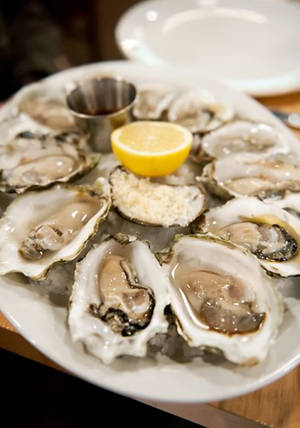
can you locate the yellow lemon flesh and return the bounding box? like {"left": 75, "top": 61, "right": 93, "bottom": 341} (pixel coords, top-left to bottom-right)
{"left": 111, "top": 121, "right": 193, "bottom": 177}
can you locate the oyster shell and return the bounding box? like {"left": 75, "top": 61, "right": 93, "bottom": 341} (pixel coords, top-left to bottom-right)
{"left": 168, "top": 89, "right": 234, "bottom": 133}
{"left": 264, "top": 192, "right": 300, "bottom": 219}
{"left": 152, "top": 156, "right": 203, "bottom": 186}
{"left": 161, "top": 234, "right": 283, "bottom": 365}
{"left": 103, "top": 210, "right": 190, "bottom": 252}
{"left": 68, "top": 235, "right": 170, "bottom": 364}
{"left": 110, "top": 167, "right": 206, "bottom": 227}
{"left": 198, "top": 197, "right": 300, "bottom": 277}
{"left": 0, "top": 131, "right": 99, "bottom": 194}
{"left": 202, "top": 154, "right": 300, "bottom": 199}
{"left": 0, "top": 178, "right": 111, "bottom": 279}
{"left": 199, "top": 121, "right": 289, "bottom": 160}
{"left": 18, "top": 94, "right": 76, "bottom": 131}
{"left": 0, "top": 115, "right": 53, "bottom": 144}
{"left": 133, "top": 85, "right": 175, "bottom": 120}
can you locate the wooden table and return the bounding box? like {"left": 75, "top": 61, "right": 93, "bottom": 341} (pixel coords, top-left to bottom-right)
{"left": 1, "top": 92, "right": 300, "bottom": 428}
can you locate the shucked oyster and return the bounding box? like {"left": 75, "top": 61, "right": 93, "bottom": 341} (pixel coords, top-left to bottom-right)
{"left": 198, "top": 121, "right": 289, "bottom": 160}
{"left": 0, "top": 178, "right": 111, "bottom": 279}
{"left": 0, "top": 131, "right": 99, "bottom": 194}
{"left": 202, "top": 154, "right": 300, "bottom": 200}
{"left": 133, "top": 85, "right": 176, "bottom": 120}
{"left": 18, "top": 95, "right": 76, "bottom": 131}
{"left": 110, "top": 167, "right": 206, "bottom": 227}
{"left": 198, "top": 197, "right": 300, "bottom": 277}
{"left": 168, "top": 89, "right": 234, "bottom": 133}
{"left": 161, "top": 234, "right": 283, "bottom": 365}
{"left": 68, "top": 235, "right": 170, "bottom": 364}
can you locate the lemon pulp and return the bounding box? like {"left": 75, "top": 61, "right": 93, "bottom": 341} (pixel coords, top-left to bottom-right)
{"left": 111, "top": 121, "right": 192, "bottom": 177}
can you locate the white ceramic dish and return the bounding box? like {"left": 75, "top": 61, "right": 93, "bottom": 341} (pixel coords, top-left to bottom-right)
{"left": 116, "top": 0, "right": 300, "bottom": 96}
{"left": 0, "top": 61, "right": 299, "bottom": 403}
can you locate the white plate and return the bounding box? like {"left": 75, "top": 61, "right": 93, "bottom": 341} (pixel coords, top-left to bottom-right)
{"left": 0, "top": 61, "right": 300, "bottom": 403}
{"left": 116, "top": 0, "right": 300, "bottom": 96}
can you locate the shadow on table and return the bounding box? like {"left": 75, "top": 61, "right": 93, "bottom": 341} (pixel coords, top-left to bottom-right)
{"left": 0, "top": 349, "right": 202, "bottom": 428}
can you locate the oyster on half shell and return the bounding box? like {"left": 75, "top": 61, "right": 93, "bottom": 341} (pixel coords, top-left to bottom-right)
{"left": 0, "top": 178, "right": 111, "bottom": 279}
{"left": 68, "top": 235, "right": 170, "bottom": 364}
{"left": 198, "top": 121, "right": 289, "bottom": 160}
{"left": 198, "top": 197, "right": 300, "bottom": 277}
{"left": 202, "top": 154, "right": 300, "bottom": 200}
{"left": 161, "top": 234, "right": 283, "bottom": 365}
{"left": 110, "top": 167, "right": 206, "bottom": 227}
{"left": 133, "top": 84, "right": 176, "bottom": 120}
{"left": 168, "top": 89, "right": 234, "bottom": 133}
{"left": 18, "top": 94, "right": 76, "bottom": 131}
{"left": 0, "top": 131, "right": 99, "bottom": 194}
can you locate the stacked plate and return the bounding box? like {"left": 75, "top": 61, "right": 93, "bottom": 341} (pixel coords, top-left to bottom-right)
{"left": 116, "top": 0, "right": 300, "bottom": 96}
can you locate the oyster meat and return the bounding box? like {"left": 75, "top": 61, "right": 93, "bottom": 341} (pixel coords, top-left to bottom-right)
{"left": 168, "top": 89, "right": 234, "bottom": 133}
{"left": 68, "top": 235, "right": 170, "bottom": 364}
{"left": 162, "top": 234, "right": 283, "bottom": 364}
{"left": 202, "top": 154, "right": 300, "bottom": 199}
{"left": 110, "top": 167, "right": 206, "bottom": 227}
{"left": 199, "top": 197, "right": 300, "bottom": 277}
{"left": 199, "top": 121, "right": 289, "bottom": 160}
{"left": 0, "top": 131, "right": 99, "bottom": 194}
{"left": 0, "top": 178, "right": 111, "bottom": 279}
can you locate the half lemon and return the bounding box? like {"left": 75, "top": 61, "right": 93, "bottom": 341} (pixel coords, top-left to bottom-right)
{"left": 111, "top": 121, "right": 192, "bottom": 177}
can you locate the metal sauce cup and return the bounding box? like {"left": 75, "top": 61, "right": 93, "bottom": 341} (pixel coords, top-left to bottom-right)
{"left": 66, "top": 77, "right": 137, "bottom": 152}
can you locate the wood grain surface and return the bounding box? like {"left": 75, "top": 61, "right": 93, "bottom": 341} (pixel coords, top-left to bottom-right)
{"left": 217, "top": 366, "right": 300, "bottom": 428}
{"left": 1, "top": 92, "right": 300, "bottom": 428}
{"left": 258, "top": 92, "right": 300, "bottom": 139}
